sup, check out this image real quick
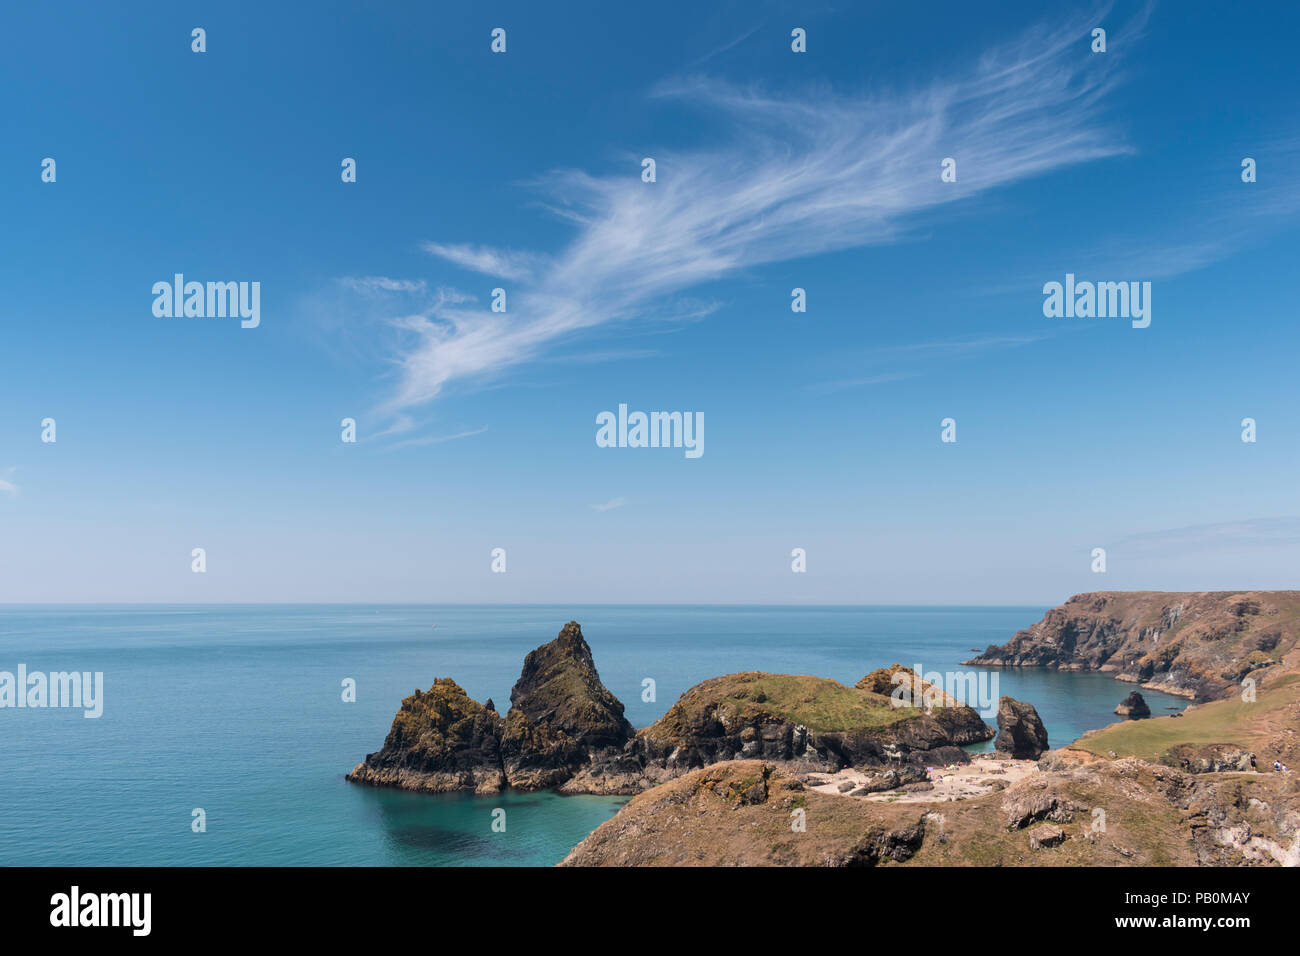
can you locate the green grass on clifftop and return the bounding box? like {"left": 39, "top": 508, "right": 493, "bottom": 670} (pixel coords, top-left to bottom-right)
{"left": 1074, "top": 673, "right": 1300, "bottom": 761}
{"left": 646, "top": 672, "right": 919, "bottom": 739}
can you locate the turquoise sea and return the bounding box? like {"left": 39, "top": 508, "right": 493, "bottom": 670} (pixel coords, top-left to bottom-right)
{"left": 0, "top": 605, "right": 1188, "bottom": 866}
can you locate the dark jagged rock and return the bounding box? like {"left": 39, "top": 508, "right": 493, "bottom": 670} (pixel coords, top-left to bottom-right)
{"left": 506, "top": 623, "right": 632, "bottom": 747}
{"left": 995, "top": 696, "right": 1049, "bottom": 759}
{"left": 345, "top": 678, "right": 505, "bottom": 793}
{"left": 500, "top": 621, "right": 635, "bottom": 790}
{"left": 1115, "top": 691, "right": 1150, "bottom": 718}
{"left": 348, "top": 622, "right": 635, "bottom": 795}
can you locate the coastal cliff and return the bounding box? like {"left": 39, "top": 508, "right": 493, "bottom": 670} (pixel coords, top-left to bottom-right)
{"left": 964, "top": 591, "right": 1300, "bottom": 701}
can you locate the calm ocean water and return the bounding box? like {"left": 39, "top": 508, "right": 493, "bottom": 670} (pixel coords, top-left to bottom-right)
{"left": 0, "top": 605, "right": 1188, "bottom": 866}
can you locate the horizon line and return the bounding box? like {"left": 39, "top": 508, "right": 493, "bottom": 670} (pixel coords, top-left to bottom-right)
{"left": 0, "top": 590, "right": 1281, "bottom": 609}
{"left": 0, "top": 600, "right": 1051, "bottom": 607}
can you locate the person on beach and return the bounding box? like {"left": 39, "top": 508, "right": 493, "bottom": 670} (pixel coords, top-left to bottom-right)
{"left": 1250, "top": 753, "right": 1257, "bottom": 770}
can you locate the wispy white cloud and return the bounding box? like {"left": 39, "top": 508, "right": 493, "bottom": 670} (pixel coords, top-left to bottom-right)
{"left": 812, "top": 333, "right": 1059, "bottom": 391}
{"left": 1084, "top": 168, "right": 1300, "bottom": 280}
{"left": 1120, "top": 518, "right": 1300, "bottom": 553}
{"left": 348, "top": 9, "right": 1134, "bottom": 417}
{"left": 421, "top": 242, "right": 546, "bottom": 283}
{"left": 0, "top": 468, "right": 18, "bottom": 496}
{"left": 591, "top": 497, "right": 627, "bottom": 512}
{"left": 339, "top": 276, "right": 428, "bottom": 295}
{"left": 384, "top": 426, "right": 489, "bottom": 451}
{"left": 967, "top": 131, "right": 1300, "bottom": 298}
{"left": 813, "top": 372, "right": 918, "bottom": 392}
{"left": 687, "top": 21, "right": 764, "bottom": 68}
{"left": 865, "top": 334, "right": 1054, "bottom": 361}
{"left": 552, "top": 348, "right": 661, "bottom": 364}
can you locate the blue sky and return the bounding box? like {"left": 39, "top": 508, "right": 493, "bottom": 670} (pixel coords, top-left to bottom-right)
{"left": 2, "top": 0, "right": 1298, "bottom": 603}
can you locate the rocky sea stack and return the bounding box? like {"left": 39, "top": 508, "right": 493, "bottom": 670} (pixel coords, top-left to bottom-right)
{"left": 500, "top": 621, "right": 635, "bottom": 790}
{"left": 344, "top": 677, "right": 505, "bottom": 793}
{"left": 1115, "top": 691, "right": 1150, "bottom": 718}
{"left": 347, "top": 621, "right": 635, "bottom": 794}
{"left": 994, "top": 696, "right": 1049, "bottom": 759}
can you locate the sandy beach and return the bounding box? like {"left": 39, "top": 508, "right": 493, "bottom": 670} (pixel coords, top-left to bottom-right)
{"left": 806, "top": 754, "right": 1040, "bottom": 803}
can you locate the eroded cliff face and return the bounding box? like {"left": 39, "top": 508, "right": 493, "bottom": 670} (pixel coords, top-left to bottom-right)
{"left": 964, "top": 591, "right": 1300, "bottom": 702}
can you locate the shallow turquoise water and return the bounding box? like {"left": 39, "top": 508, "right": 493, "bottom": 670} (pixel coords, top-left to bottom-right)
{"left": 0, "top": 605, "right": 1187, "bottom": 865}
